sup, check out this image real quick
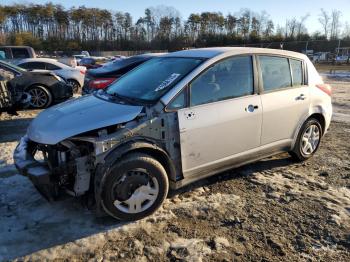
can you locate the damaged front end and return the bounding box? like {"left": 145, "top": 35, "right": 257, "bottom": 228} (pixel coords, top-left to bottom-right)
{"left": 14, "top": 135, "right": 95, "bottom": 201}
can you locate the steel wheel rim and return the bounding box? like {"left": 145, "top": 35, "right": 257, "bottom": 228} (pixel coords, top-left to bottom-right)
{"left": 301, "top": 124, "right": 320, "bottom": 155}
{"left": 113, "top": 170, "right": 159, "bottom": 214}
{"left": 29, "top": 88, "right": 48, "bottom": 108}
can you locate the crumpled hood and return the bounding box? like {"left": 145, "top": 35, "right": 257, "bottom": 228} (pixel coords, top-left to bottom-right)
{"left": 27, "top": 95, "right": 143, "bottom": 144}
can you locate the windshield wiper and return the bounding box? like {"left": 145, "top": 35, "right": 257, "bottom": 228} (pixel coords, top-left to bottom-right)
{"left": 109, "top": 92, "right": 142, "bottom": 105}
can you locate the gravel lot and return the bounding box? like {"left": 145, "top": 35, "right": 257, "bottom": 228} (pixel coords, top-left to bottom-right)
{"left": 0, "top": 76, "right": 349, "bottom": 261}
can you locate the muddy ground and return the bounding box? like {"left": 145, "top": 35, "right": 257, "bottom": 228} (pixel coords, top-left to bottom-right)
{"left": 0, "top": 76, "right": 349, "bottom": 261}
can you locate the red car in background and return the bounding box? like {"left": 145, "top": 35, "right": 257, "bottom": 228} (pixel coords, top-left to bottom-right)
{"left": 82, "top": 53, "right": 164, "bottom": 94}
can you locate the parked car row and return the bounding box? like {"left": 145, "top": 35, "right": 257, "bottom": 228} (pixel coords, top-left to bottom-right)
{"left": 0, "top": 60, "right": 72, "bottom": 109}
{"left": 16, "top": 58, "right": 86, "bottom": 93}
{"left": 82, "top": 53, "right": 163, "bottom": 94}
{"left": 13, "top": 47, "right": 332, "bottom": 222}
{"left": 0, "top": 49, "right": 167, "bottom": 110}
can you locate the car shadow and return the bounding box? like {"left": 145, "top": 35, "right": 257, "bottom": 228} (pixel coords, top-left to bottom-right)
{"left": 0, "top": 153, "right": 294, "bottom": 260}
{"left": 0, "top": 167, "right": 129, "bottom": 260}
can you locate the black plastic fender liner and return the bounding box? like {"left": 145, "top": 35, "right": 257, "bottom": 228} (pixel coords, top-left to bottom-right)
{"left": 93, "top": 138, "right": 176, "bottom": 216}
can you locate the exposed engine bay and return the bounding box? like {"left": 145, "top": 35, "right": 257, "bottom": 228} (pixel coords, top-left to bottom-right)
{"left": 14, "top": 108, "right": 181, "bottom": 210}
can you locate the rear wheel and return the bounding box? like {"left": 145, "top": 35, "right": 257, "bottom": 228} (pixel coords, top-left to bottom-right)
{"left": 289, "top": 118, "right": 322, "bottom": 161}
{"left": 67, "top": 79, "right": 81, "bottom": 93}
{"left": 28, "top": 85, "right": 52, "bottom": 109}
{"left": 102, "top": 153, "right": 169, "bottom": 221}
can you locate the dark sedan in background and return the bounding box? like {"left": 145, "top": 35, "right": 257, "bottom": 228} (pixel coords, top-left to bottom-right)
{"left": 0, "top": 60, "right": 72, "bottom": 109}
{"left": 82, "top": 53, "right": 164, "bottom": 95}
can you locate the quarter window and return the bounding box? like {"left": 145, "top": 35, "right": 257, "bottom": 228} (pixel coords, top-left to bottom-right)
{"left": 259, "top": 56, "right": 292, "bottom": 91}
{"left": 167, "top": 89, "right": 186, "bottom": 110}
{"left": 190, "top": 56, "right": 254, "bottom": 106}
{"left": 290, "top": 59, "right": 303, "bottom": 86}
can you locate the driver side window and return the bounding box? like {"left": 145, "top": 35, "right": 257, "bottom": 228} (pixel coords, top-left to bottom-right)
{"left": 190, "top": 56, "right": 254, "bottom": 106}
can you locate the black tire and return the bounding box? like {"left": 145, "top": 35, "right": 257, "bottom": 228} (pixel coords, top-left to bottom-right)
{"left": 27, "top": 85, "right": 52, "bottom": 109}
{"left": 102, "top": 152, "right": 169, "bottom": 221}
{"left": 67, "top": 79, "right": 81, "bottom": 93}
{"left": 289, "top": 118, "right": 322, "bottom": 162}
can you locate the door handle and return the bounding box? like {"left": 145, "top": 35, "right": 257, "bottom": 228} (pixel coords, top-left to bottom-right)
{"left": 296, "top": 94, "right": 306, "bottom": 100}
{"left": 245, "top": 104, "right": 259, "bottom": 113}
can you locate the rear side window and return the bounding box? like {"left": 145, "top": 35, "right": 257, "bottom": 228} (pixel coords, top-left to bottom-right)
{"left": 190, "top": 56, "right": 254, "bottom": 106}
{"left": 290, "top": 59, "right": 303, "bottom": 86}
{"left": 12, "top": 48, "right": 30, "bottom": 59}
{"left": 45, "top": 63, "right": 61, "bottom": 70}
{"left": 259, "top": 56, "right": 292, "bottom": 91}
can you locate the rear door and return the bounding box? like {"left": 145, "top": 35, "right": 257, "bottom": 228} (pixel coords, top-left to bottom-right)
{"left": 175, "top": 56, "right": 262, "bottom": 177}
{"left": 258, "top": 55, "right": 310, "bottom": 145}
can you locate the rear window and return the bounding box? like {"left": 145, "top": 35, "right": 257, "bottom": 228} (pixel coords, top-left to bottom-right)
{"left": 259, "top": 56, "right": 292, "bottom": 91}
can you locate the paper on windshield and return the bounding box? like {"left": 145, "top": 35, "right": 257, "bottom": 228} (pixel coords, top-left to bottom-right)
{"left": 155, "top": 73, "right": 181, "bottom": 92}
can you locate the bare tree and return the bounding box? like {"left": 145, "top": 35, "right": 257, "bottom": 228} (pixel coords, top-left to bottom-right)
{"left": 330, "top": 10, "right": 342, "bottom": 40}
{"left": 318, "top": 8, "right": 330, "bottom": 38}
{"left": 343, "top": 22, "right": 350, "bottom": 39}
{"left": 297, "top": 14, "right": 310, "bottom": 39}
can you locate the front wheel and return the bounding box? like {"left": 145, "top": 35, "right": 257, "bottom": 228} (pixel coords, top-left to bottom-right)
{"left": 289, "top": 118, "right": 322, "bottom": 161}
{"left": 102, "top": 153, "right": 169, "bottom": 221}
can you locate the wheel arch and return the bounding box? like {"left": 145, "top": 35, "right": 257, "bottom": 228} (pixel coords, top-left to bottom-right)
{"left": 308, "top": 113, "right": 326, "bottom": 134}
{"left": 67, "top": 78, "right": 80, "bottom": 85}
{"left": 25, "top": 83, "right": 51, "bottom": 93}
{"left": 94, "top": 139, "right": 176, "bottom": 216}
{"left": 291, "top": 108, "right": 327, "bottom": 149}
{"left": 24, "top": 82, "right": 51, "bottom": 92}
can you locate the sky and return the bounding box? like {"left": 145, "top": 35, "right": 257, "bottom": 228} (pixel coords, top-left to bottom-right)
{"left": 2, "top": 0, "right": 350, "bottom": 33}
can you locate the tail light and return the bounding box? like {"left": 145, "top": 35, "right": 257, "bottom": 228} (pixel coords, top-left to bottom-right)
{"left": 88, "top": 78, "right": 117, "bottom": 89}
{"left": 80, "top": 70, "right": 85, "bottom": 75}
{"left": 316, "top": 84, "right": 332, "bottom": 96}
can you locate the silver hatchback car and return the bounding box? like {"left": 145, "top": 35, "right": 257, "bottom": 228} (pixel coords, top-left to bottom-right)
{"left": 14, "top": 48, "right": 332, "bottom": 221}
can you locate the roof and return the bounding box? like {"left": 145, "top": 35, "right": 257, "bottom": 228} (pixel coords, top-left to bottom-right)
{"left": 137, "top": 52, "right": 166, "bottom": 58}
{"left": 16, "top": 58, "right": 70, "bottom": 68}
{"left": 164, "top": 47, "right": 307, "bottom": 59}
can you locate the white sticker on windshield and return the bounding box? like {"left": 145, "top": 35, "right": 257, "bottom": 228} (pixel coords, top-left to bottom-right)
{"left": 155, "top": 73, "right": 181, "bottom": 92}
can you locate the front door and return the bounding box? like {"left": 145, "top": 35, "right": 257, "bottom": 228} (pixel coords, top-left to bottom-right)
{"left": 177, "top": 56, "right": 262, "bottom": 177}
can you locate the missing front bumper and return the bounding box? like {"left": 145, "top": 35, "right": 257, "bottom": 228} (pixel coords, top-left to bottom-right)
{"left": 13, "top": 135, "right": 57, "bottom": 201}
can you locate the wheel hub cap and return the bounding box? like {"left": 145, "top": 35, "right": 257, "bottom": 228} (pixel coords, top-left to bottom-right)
{"left": 113, "top": 170, "right": 159, "bottom": 214}
{"left": 301, "top": 124, "right": 320, "bottom": 155}
{"left": 29, "top": 88, "right": 47, "bottom": 107}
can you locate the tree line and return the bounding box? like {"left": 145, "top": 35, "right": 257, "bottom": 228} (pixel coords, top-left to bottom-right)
{"left": 0, "top": 3, "right": 349, "bottom": 52}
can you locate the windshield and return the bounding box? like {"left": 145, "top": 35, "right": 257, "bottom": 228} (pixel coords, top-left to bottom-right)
{"left": 106, "top": 57, "right": 203, "bottom": 102}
